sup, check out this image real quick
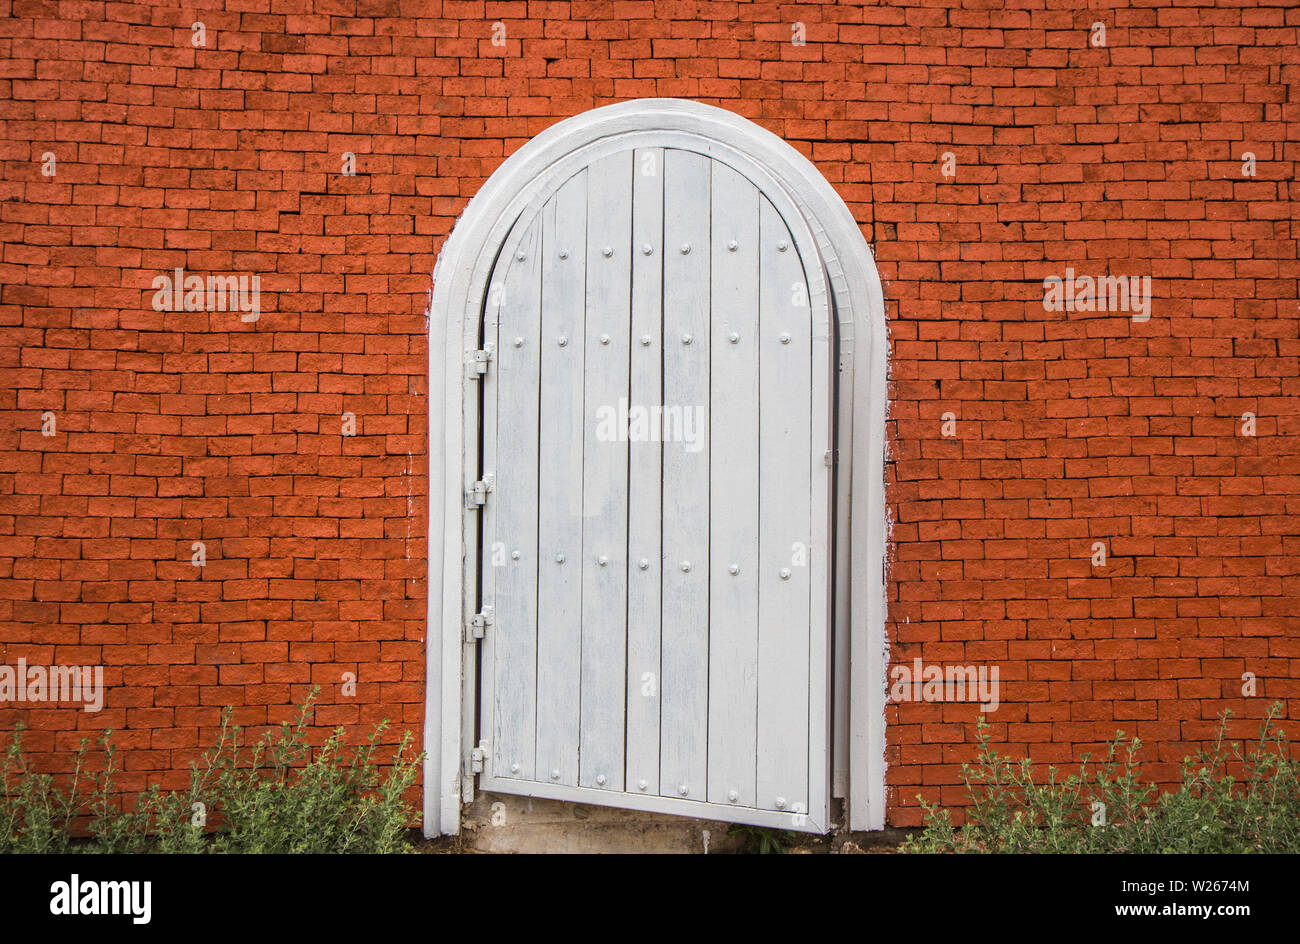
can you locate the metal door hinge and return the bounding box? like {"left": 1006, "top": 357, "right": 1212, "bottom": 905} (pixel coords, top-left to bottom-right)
{"left": 465, "top": 474, "right": 494, "bottom": 509}
{"left": 466, "top": 605, "right": 494, "bottom": 642}
{"left": 469, "top": 741, "right": 488, "bottom": 774}
{"left": 466, "top": 347, "right": 493, "bottom": 379}
{"left": 824, "top": 449, "right": 837, "bottom": 468}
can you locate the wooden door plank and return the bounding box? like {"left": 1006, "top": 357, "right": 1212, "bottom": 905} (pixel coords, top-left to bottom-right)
{"left": 579, "top": 152, "right": 633, "bottom": 792}
{"left": 487, "top": 215, "right": 543, "bottom": 783}
{"left": 535, "top": 171, "right": 588, "bottom": 788}
{"left": 625, "top": 146, "right": 665, "bottom": 797}
{"left": 756, "top": 196, "right": 812, "bottom": 816}
{"left": 658, "top": 148, "right": 711, "bottom": 801}
{"left": 705, "top": 162, "right": 760, "bottom": 809}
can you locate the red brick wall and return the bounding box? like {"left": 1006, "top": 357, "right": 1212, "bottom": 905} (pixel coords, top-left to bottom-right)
{"left": 1, "top": 0, "right": 1296, "bottom": 829}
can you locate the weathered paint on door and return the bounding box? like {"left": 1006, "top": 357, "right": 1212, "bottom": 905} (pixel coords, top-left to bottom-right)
{"left": 475, "top": 146, "right": 834, "bottom": 832}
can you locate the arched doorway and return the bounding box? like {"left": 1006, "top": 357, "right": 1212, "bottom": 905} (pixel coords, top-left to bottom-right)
{"left": 425, "top": 100, "right": 887, "bottom": 835}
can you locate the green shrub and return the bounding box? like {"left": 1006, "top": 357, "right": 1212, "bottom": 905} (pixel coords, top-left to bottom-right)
{"left": 1, "top": 726, "right": 80, "bottom": 854}
{"left": 728, "top": 823, "right": 794, "bottom": 854}
{"left": 903, "top": 701, "right": 1298, "bottom": 854}
{"left": 1, "top": 691, "right": 421, "bottom": 854}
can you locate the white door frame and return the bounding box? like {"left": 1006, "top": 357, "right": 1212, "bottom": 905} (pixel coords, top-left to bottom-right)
{"left": 424, "top": 99, "right": 888, "bottom": 836}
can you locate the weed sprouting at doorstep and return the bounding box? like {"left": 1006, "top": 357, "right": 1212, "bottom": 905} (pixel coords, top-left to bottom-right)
{"left": 902, "top": 702, "right": 1298, "bottom": 854}
{"left": 1, "top": 691, "right": 422, "bottom": 854}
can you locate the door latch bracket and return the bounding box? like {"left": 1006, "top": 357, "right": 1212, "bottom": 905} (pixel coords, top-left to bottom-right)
{"left": 466, "top": 605, "right": 494, "bottom": 642}
{"left": 466, "top": 347, "right": 493, "bottom": 379}
{"left": 469, "top": 740, "right": 488, "bottom": 774}
{"left": 465, "top": 474, "right": 495, "bottom": 509}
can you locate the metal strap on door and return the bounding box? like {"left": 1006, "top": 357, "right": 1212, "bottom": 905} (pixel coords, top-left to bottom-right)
{"left": 471, "top": 146, "right": 833, "bottom": 832}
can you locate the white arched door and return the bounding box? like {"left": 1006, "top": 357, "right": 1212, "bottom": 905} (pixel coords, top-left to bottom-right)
{"left": 473, "top": 145, "right": 834, "bottom": 831}
{"left": 428, "top": 99, "right": 888, "bottom": 839}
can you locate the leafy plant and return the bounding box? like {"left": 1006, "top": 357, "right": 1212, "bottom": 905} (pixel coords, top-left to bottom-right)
{"left": 202, "top": 700, "right": 419, "bottom": 854}
{"left": 1, "top": 726, "right": 78, "bottom": 854}
{"left": 903, "top": 702, "right": 1298, "bottom": 854}
{"left": 0, "top": 690, "right": 422, "bottom": 854}
{"left": 728, "top": 823, "right": 794, "bottom": 854}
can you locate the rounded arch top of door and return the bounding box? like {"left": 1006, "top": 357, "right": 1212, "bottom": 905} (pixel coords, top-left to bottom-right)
{"left": 425, "top": 99, "right": 887, "bottom": 838}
